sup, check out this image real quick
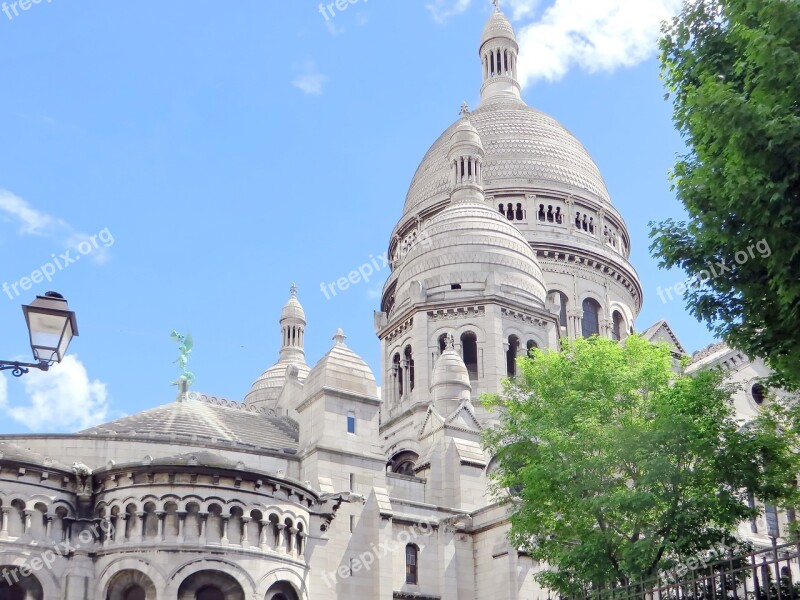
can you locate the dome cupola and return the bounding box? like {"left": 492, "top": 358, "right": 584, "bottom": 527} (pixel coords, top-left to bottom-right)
{"left": 244, "top": 284, "right": 310, "bottom": 408}
{"left": 431, "top": 335, "right": 472, "bottom": 415}
{"left": 480, "top": 1, "right": 521, "bottom": 103}
{"left": 448, "top": 104, "right": 486, "bottom": 205}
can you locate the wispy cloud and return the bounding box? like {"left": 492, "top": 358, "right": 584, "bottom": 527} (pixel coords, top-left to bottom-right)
{"left": 426, "top": 0, "right": 472, "bottom": 23}
{"left": 0, "top": 190, "right": 112, "bottom": 264}
{"left": 0, "top": 356, "right": 110, "bottom": 432}
{"left": 292, "top": 62, "right": 328, "bottom": 96}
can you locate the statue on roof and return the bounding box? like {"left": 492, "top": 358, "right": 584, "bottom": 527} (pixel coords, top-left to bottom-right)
{"left": 170, "top": 330, "right": 195, "bottom": 390}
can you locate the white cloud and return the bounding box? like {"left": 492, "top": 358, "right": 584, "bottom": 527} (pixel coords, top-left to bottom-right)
{"left": 292, "top": 62, "right": 328, "bottom": 96}
{"left": 427, "top": 0, "right": 472, "bottom": 23}
{"left": 1, "top": 356, "right": 110, "bottom": 432}
{"left": 0, "top": 190, "right": 112, "bottom": 264}
{"left": 515, "top": 0, "right": 682, "bottom": 86}
{"left": 427, "top": 0, "right": 680, "bottom": 84}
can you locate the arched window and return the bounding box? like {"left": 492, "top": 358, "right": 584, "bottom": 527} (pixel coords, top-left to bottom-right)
{"left": 515, "top": 203, "right": 524, "bottom": 220}
{"left": 506, "top": 335, "right": 519, "bottom": 377}
{"left": 538, "top": 204, "right": 545, "bottom": 221}
{"left": 549, "top": 291, "right": 569, "bottom": 331}
{"left": 406, "top": 544, "right": 419, "bottom": 584}
{"left": 612, "top": 311, "right": 624, "bottom": 341}
{"left": 581, "top": 298, "right": 601, "bottom": 338}
{"left": 123, "top": 586, "right": 146, "bottom": 600}
{"left": 506, "top": 204, "right": 514, "bottom": 220}
{"left": 555, "top": 207, "right": 563, "bottom": 224}
{"left": 438, "top": 334, "right": 449, "bottom": 354}
{"left": 752, "top": 383, "right": 767, "bottom": 405}
{"left": 388, "top": 451, "right": 419, "bottom": 477}
{"left": 526, "top": 340, "right": 537, "bottom": 353}
{"left": 404, "top": 346, "right": 415, "bottom": 393}
{"left": 498, "top": 203, "right": 505, "bottom": 216}
{"left": 197, "top": 586, "right": 225, "bottom": 600}
{"left": 460, "top": 332, "right": 478, "bottom": 380}
{"left": 393, "top": 353, "right": 403, "bottom": 399}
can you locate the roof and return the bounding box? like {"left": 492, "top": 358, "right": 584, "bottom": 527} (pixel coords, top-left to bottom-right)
{"left": 640, "top": 319, "right": 687, "bottom": 355}
{"left": 80, "top": 393, "right": 299, "bottom": 453}
{"left": 304, "top": 330, "right": 378, "bottom": 399}
{"left": 0, "top": 440, "right": 71, "bottom": 471}
{"left": 481, "top": 8, "right": 517, "bottom": 48}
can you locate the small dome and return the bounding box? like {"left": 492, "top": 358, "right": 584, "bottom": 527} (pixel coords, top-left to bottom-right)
{"left": 281, "top": 283, "right": 306, "bottom": 323}
{"left": 449, "top": 111, "right": 484, "bottom": 155}
{"left": 481, "top": 7, "right": 517, "bottom": 49}
{"left": 389, "top": 201, "right": 547, "bottom": 308}
{"left": 244, "top": 361, "right": 311, "bottom": 406}
{"left": 304, "top": 330, "right": 379, "bottom": 399}
{"left": 431, "top": 348, "right": 471, "bottom": 392}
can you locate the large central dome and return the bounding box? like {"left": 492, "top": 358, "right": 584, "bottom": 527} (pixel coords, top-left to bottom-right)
{"left": 403, "top": 96, "right": 611, "bottom": 220}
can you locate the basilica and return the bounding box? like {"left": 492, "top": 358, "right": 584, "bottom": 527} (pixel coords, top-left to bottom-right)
{"left": 0, "top": 5, "right": 777, "bottom": 600}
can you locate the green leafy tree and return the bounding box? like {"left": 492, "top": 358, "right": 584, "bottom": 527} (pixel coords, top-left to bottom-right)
{"left": 651, "top": 0, "right": 800, "bottom": 389}
{"left": 483, "top": 336, "right": 800, "bottom": 596}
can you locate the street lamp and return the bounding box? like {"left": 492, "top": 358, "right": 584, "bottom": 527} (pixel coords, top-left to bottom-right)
{"left": 0, "top": 291, "right": 79, "bottom": 377}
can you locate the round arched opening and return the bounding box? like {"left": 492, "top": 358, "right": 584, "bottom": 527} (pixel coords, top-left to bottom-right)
{"left": 0, "top": 569, "right": 43, "bottom": 600}
{"left": 105, "top": 570, "right": 157, "bottom": 600}
{"left": 177, "top": 571, "right": 245, "bottom": 600}
{"left": 266, "top": 581, "right": 299, "bottom": 600}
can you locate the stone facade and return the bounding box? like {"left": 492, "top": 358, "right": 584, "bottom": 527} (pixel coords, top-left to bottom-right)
{"left": 0, "top": 5, "right": 778, "bottom": 600}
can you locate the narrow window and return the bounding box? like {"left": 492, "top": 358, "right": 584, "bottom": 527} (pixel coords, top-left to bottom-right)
{"left": 349, "top": 473, "right": 355, "bottom": 491}
{"left": 538, "top": 204, "right": 545, "bottom": 221}
{"left": 404, "top": 346, "right": 415, "bottom": 393}
{"left": 506, "top": 204, "right": 514, "bottom": 220}
{"left": 406, "top": 544, "right": 419, "bottom": 584}
{"left": 515, "top": 203, "right": 524, "bottom": 220}
{"left": 612, "top": 311, "right": 624, "bottom": 341}
{"left": 461, "top": 332, "right": 478, "bottom": 380}
{"left": 506, "top": 335, "right": 519, "bottom": 377}
{"left": 555, "top": 207, "right": 563, "bottom": 224}
{"left": 347, "top": 412, "right": 356, "bottom": 435}
{"left": 438, "top": 334, "right": 449, "bottom": 354}
{"left": 752, "top": 383, "right": 766, "bottom": 405}
{"left": 393, "top": 353, "right": 403, "bottom": 398}
{"left": 498, "top": 203, "right": 505, "bottom": 215}
{"left": 526, "top": 340, "right": 537, "bottom": 353}
{"left": 581, "top": 298, "right": 601, "bottom": 338}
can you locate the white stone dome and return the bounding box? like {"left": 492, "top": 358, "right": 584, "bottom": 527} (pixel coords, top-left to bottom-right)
{"left": 304, "top": 330, "right": 379, "bottom": 399}
{"left": 391, "top": 200, "right": 547, "bottom": 306}
{"left": 402, "top": 97, "right": 611, "bottom": 220}
{"left": 245, "top": 360, "right": 311, "bottom": 406}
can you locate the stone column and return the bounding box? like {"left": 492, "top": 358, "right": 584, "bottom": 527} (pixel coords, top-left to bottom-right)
{"left": 0, "top": 507, "right": 9, "bottom": 539}
{"left": 23, "top": 509, "right": 32, "bottom": 534}
{"left": 241, "top": 517, "right": 251, "bottom": 548}
{"left": 46, "top": 516, "right": 54, "bottom": 541}
{"left": 276, "top": 524, "right": 285, "bottom": 553}
{"left": 177, "top": 512, "right": 186, "bottom": 543}
{"left": 102, "top": 517, "right": 111, "bottom": 547}
{"left": 156, "top": 512, "right": 165, "bottom": 542}
{"left": 199, "top": 513, "right": 208, "bottom": 545}
{"left": 259, "top": 519, "right": 269, "bottom": 551}
{"left": 288, "top": 527, "right": 298, "bottom": 555}
{"left": 114, "top": 516, "right": 125, "bottom": 543}
{"left": 135, "top": 513, "right": 144, "bottom": 543}
{"left": 221, "top": 517, "right": 230, "bottom": 546}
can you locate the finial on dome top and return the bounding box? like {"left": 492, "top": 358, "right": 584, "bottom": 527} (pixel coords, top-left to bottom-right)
{"left": 460, "top": 102, "right": 470, "bottom": 117}
{"left": 290, "top": 282, "right": 297, "bottom": 297}
{"left": 333, "top": 328, "right": 347, "bottom": 345}
{"left": 492, "top": 0, "right": 500, "bottom": 11}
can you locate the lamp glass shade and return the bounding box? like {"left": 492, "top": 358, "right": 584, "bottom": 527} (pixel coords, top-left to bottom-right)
{"left": 22, "top": 294, "right": 78, "bottom": 364}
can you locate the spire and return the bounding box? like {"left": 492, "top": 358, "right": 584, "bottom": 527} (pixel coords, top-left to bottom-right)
{"left": 479, "top": 1, "right": 521, "bottom": 103}
{"left": 448, "top": 104, "right": 486, "bottom": 204}
{"left": 279, "top": 283, "right": 306, "bottom": 361}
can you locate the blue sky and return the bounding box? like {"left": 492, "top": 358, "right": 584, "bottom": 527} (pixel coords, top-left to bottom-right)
{"left": 0, "top": 0, "right": 710, "bottom": 433}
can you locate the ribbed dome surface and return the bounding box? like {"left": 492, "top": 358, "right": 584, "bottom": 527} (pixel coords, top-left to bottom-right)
{"left": 245, "top": 361, "right": 311, "bottom": 405}
{"left": 281, "top": 295, "right": 306, "bottom": 322}
{"left": 431, "top": 349, "right": 471, "bottom": 390}
{"left": 481, "top": 9, "right": 516, "bottom": 47}
{"left": 403, "top": 97, "right": 610, "bottom": 219}
{"left": 393, "top": 201, "right": 547, "bottom": 304}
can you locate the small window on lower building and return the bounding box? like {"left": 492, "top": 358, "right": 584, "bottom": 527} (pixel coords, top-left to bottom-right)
{"left": 752, "top": 383, "right": 767, "bottom": 405}
{"left": 347, "top": 412, "right": 356, "bottom": 434}
{"left": 406, "top": 544, "right": 419, "bottom": 584}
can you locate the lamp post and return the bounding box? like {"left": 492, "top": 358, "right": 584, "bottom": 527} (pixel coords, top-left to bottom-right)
{"left": 0, "top": 291, "right": 79, "bottom": 377}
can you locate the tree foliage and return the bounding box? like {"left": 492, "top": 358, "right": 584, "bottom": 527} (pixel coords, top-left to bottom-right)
{"left": 651, "top": 0, "right": 800, "bottom": 389}
{"left": 483, "top": 336, "right": 800, "bottom": 596}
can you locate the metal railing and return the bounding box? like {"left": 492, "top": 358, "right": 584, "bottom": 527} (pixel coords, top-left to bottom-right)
{"left": 577, "top": 541, "right": 800, "bottom": 600}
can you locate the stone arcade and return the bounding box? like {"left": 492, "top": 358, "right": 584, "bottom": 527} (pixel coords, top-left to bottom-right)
{"left": 0, "top": 5, "right": 779, "bottom": 600}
